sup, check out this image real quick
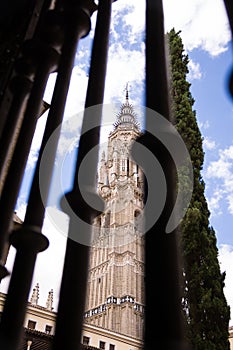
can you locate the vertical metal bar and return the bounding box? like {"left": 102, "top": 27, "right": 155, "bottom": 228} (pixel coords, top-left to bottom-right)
{"left": 73, "top": 0, "right": 113, "bottom": 189}
{"left": 24, "top": 6, "right": 92, "bottom": 228}
{"left": 0, "top": 55, "right": 56, "bottom": 267}
{"left": 0, "top": 0, "right": 53, "bottom": 188}
{"left": 0, "top": 0, "right": 49, "bottom": 138}
{"left": 0, "top": 232, "right": 49, "bottom": 350}
{"left": 223, "top": 0, "right": 233, "bottom": 98}
{"left": 0, "top": 78, "right": 32, "bottom": 191}
{"left": 146, "top": 1, "right": 170, "bottom": 116}
{"left": 53, "top": 1, "right": 113, "bottom": 349}
{"left": 0, "top": 5, "right": 63, "bottom": 279}
{"left": 143, "top": 1, "right": 187, "bottom": 349}
{"left": 223, "top": 0, "right": 233, "bottom": 34}
{"left": 0, "top": 52, "right": 58, "bottom": 345}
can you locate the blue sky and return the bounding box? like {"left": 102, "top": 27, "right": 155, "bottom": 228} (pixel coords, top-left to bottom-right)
{"left": 1, "top": 0, "right": 233, "bottom": 326}
{"left": 191, "top": 48, "right": 233, "bottom": 239}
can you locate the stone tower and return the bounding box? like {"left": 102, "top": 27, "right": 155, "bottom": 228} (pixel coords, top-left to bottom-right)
{"left": 84, "top": 89, "right": 145, "bottom": 340}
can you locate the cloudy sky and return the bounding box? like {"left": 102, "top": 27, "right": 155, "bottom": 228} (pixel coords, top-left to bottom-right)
{"left": 1, "top": 0, "right": 233, "bottom": 326}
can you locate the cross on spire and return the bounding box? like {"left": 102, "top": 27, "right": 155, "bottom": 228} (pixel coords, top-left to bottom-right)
{"left": 124, "top": 82, "right": 130, "bottom": 101}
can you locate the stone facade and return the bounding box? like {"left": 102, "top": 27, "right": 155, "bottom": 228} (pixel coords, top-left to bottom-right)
{"left": 0, "top": 291, "right": 144, "bottom": 350}
{"left": 84, "top": 92, "right": 145, "bottom": 340}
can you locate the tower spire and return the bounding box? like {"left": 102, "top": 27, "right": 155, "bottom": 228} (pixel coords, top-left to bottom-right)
{"left": 46, "top": 289, "right": 54, "bottom": 311}
{"left": 30, "top": 283, "right": 39, "bottom": 305}
{"left": 114, "top": 83, "right": 140, "bottom": 129}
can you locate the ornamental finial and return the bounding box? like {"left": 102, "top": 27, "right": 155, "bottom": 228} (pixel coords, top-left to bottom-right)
{"left": 125, "top": 82, "right": 129, "bottom": 101}
{"left": 30, "top": 283, "right": 39, "bottom": 305}
{"left": 46, "top": 289, "right": 54, "bottom": 311}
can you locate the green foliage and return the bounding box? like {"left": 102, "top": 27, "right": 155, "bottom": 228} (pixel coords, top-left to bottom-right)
{"left": 167, "top": 28, "right": 230, "bottom": 350}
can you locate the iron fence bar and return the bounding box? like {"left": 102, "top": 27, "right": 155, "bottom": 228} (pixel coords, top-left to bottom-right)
{"left": 223, "top": 0, "right": 233, "bottom": 35}
{"left": 53, "top": 1, "right": 114, "bottom": 349}
{"left": 0, "top": 77, "right": 33, "bottom": 192}
{"left": 0, "top": 0, "right": 50, "bottom": 138}
{"left": 0, "top": 49, "right": 58, "bottom": 274}
{"left": 0, "top": 0, "right": 55, "bottom": 191}
{"left": 23, "top": 4, "right": 92, "bottom": 228}
{"left": 0, "top": 5, "right": 63, "bottom": 282}
{"left": 223, "top": 0, "right": 233, "bottom": 98}
{"left": 142, "top": 1, "right": 189, "bottom": 349}
{"left": 0, "top": 6, "right": 63, "bottom": 350}
{"left": 0, "top": 63, "right": 56, "bottom": 350}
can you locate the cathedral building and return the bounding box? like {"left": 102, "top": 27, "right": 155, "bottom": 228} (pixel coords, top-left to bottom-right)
{"left": 84, "top": 90, "right": 145, "bottom": 341}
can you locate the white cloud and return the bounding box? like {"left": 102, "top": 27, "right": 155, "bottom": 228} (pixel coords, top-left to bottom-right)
{"left": 222, "top": 145, "right": 233, "bottom": 159}
{"left": 25, "top": 112, "right": 48, "bottom": 170}
{"left": 63, "top": 66, "right": 88, "bottom": 117}
{"left": 188, "top": 59, "right": 202, "bottom": 80}
{"left": 205, "top": 145, "right": 233, "bottom": 215}
{"left": 99, "top": 0, "right": 231, "bottom": 113}
{"left": 206, "top": 187, "right": 223, "bottom": 216}
{"left": 218, "top": 244, "right": 233, "bottom": 326}
{"left": 163, "top": 0, "right": 231, "bottom": 56}
{"left": 227, "top": 195, "right": 233, "bottom": 215}
{"left": 206, "top": 158, "right": 231, "bottom": 179}
{"left": 57, "top": 133, "right": 79, "bottom": 157}
{"left": 111, "top": 0, "right": 231, "bottom": 58}
{"left": 198, "top": 120, "right": 210, "bottom": 130}
{"left": 104, "top": 43, "right": 145, "bottom": 104}
{"left": 39, "top": 1, "right": 231, "bottom": 141}
{"left": 111, "top": 1, "right": 145, "bottom": 36}
{"left": 203, "top": 136, "right": 216, "bottom": 150}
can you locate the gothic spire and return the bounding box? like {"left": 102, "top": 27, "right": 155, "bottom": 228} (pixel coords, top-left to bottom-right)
{"left": 46, "top": 289, "right": 54, "bottom": 311}
{"left": 30, "top": 283, "right": 39, "bottom": 305}
{"left": 114, "top": 83, "right": 140, "bottom": 130}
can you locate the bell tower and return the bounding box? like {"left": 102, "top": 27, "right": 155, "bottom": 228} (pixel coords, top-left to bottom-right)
{"left": 84, "top": 88, "right": 145, "bottom": 340}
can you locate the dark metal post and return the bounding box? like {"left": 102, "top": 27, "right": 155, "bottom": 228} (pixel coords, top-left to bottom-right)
{"left": 0, "top": 57, "right": 58, "bottom": 350}
{"left": 0, "top": 77, "right": 33, "bottom": 189}
{"left": 141, "top": 1, "right": 189, "bottom": 349}
{"left": 0, "top": 43, "right": 59, "bottom": 277}
{"left": 53, "top": 1, "right": 114, "bottom": 349}
{"left": 0, "top": 0, "right": 49, "bottom": 138}
{"left": 223, "top": 0, "right": 233, "bottom": 97}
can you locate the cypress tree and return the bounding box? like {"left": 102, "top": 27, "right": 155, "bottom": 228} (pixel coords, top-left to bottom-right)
{"left": 167, "top": 28, "right": 230, "bottom": 350}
